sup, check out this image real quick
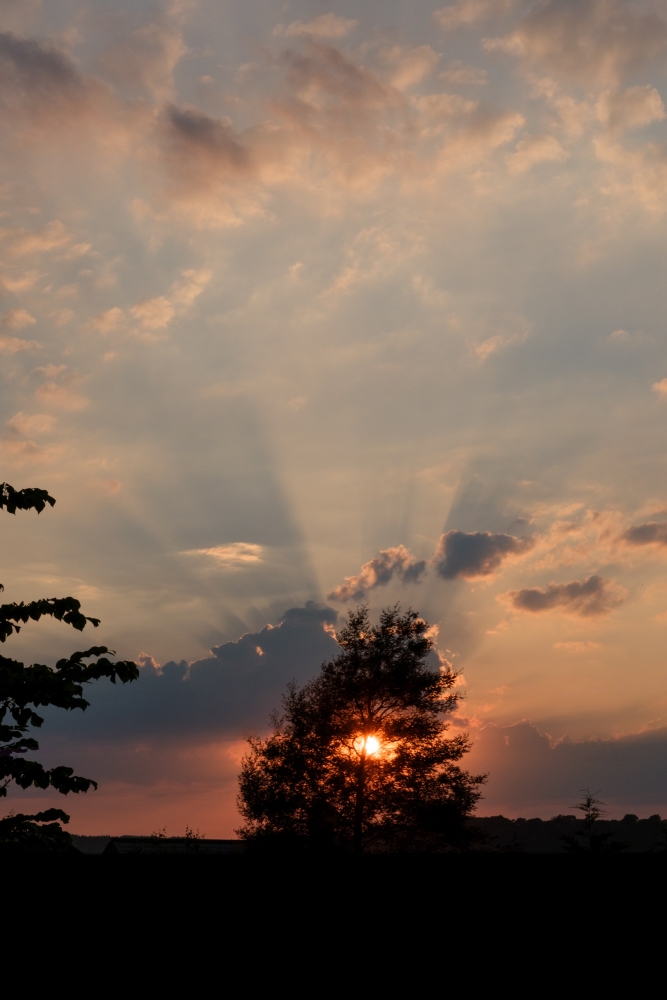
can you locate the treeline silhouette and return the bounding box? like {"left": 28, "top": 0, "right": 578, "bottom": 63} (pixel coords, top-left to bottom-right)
{"left": 65, "top": 811, "right": 667, "bottom": 854}
{"left": 474, "top": 812, "right": 667, "bottom": 853}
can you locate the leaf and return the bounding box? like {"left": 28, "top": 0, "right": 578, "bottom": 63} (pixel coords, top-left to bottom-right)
{"left": 0, "top": 483, "right": 56, "bottom": 515}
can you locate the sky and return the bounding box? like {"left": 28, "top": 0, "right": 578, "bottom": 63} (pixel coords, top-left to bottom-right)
{"left": 3, "top": 0, "right": 667, "bottom": 835}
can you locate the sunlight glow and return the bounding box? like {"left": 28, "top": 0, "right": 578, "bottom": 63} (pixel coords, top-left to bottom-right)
{"left": 354, "top": 734, "right": 380, "bottom": 756}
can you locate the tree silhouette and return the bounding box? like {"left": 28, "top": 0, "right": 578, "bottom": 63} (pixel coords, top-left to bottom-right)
{"left": 238, "top": 606, "right": 486, "bottom": 853}
{"left": 0, "top": 482, "right": 138, "bottom": 849}
{"left": 561, "top": 789, "right": 627, "bottom": 853}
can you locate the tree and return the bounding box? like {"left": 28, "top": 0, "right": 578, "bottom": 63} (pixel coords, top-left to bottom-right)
{"left": 237, "top": 606, "right": 486, "bottom": 853}
{"left": 0, "top": 482, "right": 138, "bottom": 849}
{"left": 561, "top": 790, "right": 626, "bottom": 853}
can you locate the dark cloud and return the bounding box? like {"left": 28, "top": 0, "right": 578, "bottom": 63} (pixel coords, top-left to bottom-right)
{"left": 467, "top": 722, "right": 667, "bottom": 815}
{"left": 163, "top": 105, "right": 251, "bottom": 172}
{"left": 506, "top": 574, "right": 625, "bottom": 617}
{"left": 433, "top": 529, "right": 534, "bottom": 580}
{"left": 328, "top": 545, "right": 427, "bottom": 601}
{"left": 621, "top": 522, "right": 667, "bottom": 546}
{"left": 40, "top": 602, "right": 340, "bottom": 741}
{"left": 0, "top": 31, "right": 89, "bottom": 119}
{"left": 157, "top": 104, "right": 260, "bottom": 215}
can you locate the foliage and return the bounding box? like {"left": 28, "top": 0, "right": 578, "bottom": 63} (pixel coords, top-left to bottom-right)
{"left": 0, "top": 483, "right": 55, "bottom": 515}
{"left": 237, "top": 606, "right": 486, "bottom": 853}
{"left": 0, "top": 481, "right": 139, "bottom": 848}
{"left": 0, "top": 808, "right": 73, "bottom": 852}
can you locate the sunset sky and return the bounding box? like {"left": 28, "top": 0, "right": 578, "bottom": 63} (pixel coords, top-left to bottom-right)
{"left": 3, "top": 0, "right": 667, "bottom": 835}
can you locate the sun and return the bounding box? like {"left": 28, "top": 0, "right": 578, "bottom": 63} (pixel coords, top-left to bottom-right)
{"left": 353, "top": 734, "right": 381, "bottom": 756}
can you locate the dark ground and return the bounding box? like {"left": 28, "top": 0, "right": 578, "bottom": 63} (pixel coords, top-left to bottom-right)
{"left": 5, "top": 849, "right": 665, "bottom": 965}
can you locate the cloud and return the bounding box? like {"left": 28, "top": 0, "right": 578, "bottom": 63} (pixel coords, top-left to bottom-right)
{"left": 170, "top": 268, "right": 212, "bottom": 310}
{"left": 378, "top": 45, "right": 440, "bottom": 91}
{"left": 92, "top": 307, "right": 125, "bottom": 334}
{"left": 484, "top": 0, "right": 667, "bottom": 88}
{"left": 35, "top": 375, "right": 88, "bottom": 411}
{"left": 440, "top": 61, "right": 487, "bottom": 86}
{"left": 95, "top": 12, "right": 187, "bottom": 102}
{"left": 434, "top": 530, "right": 535, "bottom": 579}
{"left": 466, "top": 721, "right": 667, "bottom": 815}
{"left": 274, "top": 14, "right": 359, "bottom": 40}
{"left": 278, "top": 41, "right": 397, "bottom": 119}
{"left": 2, "top": 307, "right": 35, "bottom": 329}
{"left": 33, "top": 363, "right": 66, "bottom": 377}
{"left": 328, "top": 544, "right": 427, "bottom": 601}
{"left": 0, "top": 404, "right": 61, "bottom": 464}
{"left": 156, "top": 104, "right": 258, "bottom": 221}
{"left": 145, "top": 32, "right": 530, "bottom": 214}
{"left": 93, "top": 270, "right": 212, "bottom": 338}
{"left": 506, "top": 574, "right": 626, "bottom": 617}
{"left": 162, "top": 105, "right": 251, "bottom": 175}
{"left": 3, "top": 219, "right": 73, "bottom": 256}
{"left": 471, "top": 314, "right": 532, "bottom": 359}
{"left": 0, "top": 270, "right": 38, "bottom": 292}
{"left": 620, "top": 522, "right": 667, "bottom": 547}
{"left": 597, "top": 85, "right": 666, "bottom": 133}
{"left": 435, "top": 0, "right": 516, "bottom": 32}
{"left": 595, "top": 136, "right": 667, "bottom": 216}
{"left": 0, "top": 333, "right": 40, "bottom": 354}
{"left": 553, "top": 640, "right": 602, "bottom": 654}
{"left": 0, "top": 31, "right": 125, "bottom": 147}
{"left": 137, "top": 652, "right": 160, "bottom": 672}
{"left": 40, "top": 603, "right": 341, "bottom": 740}
{"left": 0, "top": 436, "right": 58, "bottom": 464}
{"left": 183, "top": 543, "right": 264, "bottom": 568}
{"left": 129, "top": 296, "right": 175, "bottom": 331}
{"left": 0, "top": 30, "right": 88, "bottom": 120}
{"left": 412, "top": 91, "right": 478, "bottom": 125}
{"left": 652, "top": 378, "right": 667, "bottom": 396}
{"left": 506, "top": 134, "right": 569, "bottom": 174}
{"left": 7, "top": 411, "right": 54, "bottom": 436}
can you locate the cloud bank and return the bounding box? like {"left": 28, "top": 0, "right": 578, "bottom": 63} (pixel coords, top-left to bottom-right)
{"left": 468, "top": 720, "right": 667, "bottom": 816}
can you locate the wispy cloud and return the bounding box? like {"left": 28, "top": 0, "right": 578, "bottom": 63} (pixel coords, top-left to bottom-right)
{"left": 182, "top": 543, "right": 264, "bottom": 568}
{"left": 273, "top": 15, "right": 359, "bottom": 40}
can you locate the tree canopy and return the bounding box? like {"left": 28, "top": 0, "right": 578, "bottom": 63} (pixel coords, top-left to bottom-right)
{"left": 238, "top": 605, "right": 486, "bottom": 852}
{"left": 0, "top": 482, "right": 138, "bottom": 849}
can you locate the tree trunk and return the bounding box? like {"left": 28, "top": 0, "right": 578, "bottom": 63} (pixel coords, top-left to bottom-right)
{"left": 353, "top": 751, "right": 366, "bottom": 854}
